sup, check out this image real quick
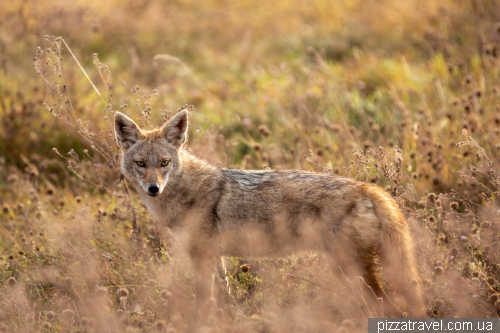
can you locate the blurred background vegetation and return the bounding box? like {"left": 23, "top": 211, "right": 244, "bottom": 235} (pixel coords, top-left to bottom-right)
{"left": 1, "top": 0, "right": 499, "bottom": 174}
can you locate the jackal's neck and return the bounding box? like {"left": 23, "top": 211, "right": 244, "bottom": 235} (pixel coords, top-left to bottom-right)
{"left": 175, "top": 149, "right": 222, "bottom": 185}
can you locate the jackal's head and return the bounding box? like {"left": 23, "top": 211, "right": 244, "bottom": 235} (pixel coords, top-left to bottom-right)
{"left": 114, "top": 110, "right": 188, "bottom": 197}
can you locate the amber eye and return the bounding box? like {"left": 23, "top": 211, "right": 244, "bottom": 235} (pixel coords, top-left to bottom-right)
{"left": 161, "top": 160, "right": 169, "bottom": 167}
{"left": 136, "top": 161, "right": 145, "bottom": 167}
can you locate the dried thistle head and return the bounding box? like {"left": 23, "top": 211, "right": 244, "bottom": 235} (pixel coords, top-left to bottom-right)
{"left": 258, "top": 124, "right": 271, "bottom": 137}
{"left": 154, "top": 320, "right": 166, "bottom": 331}
{"left": 7, "top": 174, "right": 19, "bottom": 185}
{"left": 341, "top": 319, "right": 355, "bottom": 330}
{"left": 160, "top": 290, "right": 172, "bottom": 300}
{"left": 96, "top": 287, "right": 108, "bottom": 297}
{"left": 240, "top": 264, "right": 250, "bottom": 273}
{"left": 79, "top": 317, "right": 90, "bottom": 326}
{"left": 117, "top": 288, "right": 129, "bottom": 297}
{"left": 62, "top": 309, "right": 74, "bottom": 319}
{"left": 464, "top": 74, "right": 472, "bottom": 85}
{"left": 7, "top": 277, "right": 17, "bottom": 286}
{"left": 435, "top": 299, "right": 445, "bottom": 310}
{"left": 46, "top": 311, "right": 55, "bottom": 320}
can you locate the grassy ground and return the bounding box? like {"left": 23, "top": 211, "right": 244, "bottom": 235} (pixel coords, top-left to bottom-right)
{"left": 2, "top": 0, "right": 500, "bottom": 331}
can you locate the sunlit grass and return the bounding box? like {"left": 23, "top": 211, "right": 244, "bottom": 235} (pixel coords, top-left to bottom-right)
{"left": 2, "top": 0, "right": 500, "bottom": 331}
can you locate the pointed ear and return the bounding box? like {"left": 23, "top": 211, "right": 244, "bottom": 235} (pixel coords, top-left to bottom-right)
{"left": 114, "top": 112, "right": 144, "bottom": 149}
{"left": 161, "top": 110, "right": 189, "bottom": 149}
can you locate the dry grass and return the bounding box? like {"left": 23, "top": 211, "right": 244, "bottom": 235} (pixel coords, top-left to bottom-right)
{"left": 2, "top": 0, "right": 500, "bottom": 332}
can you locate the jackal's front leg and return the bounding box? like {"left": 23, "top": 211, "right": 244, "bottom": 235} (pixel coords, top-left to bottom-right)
{"left": 191, "top": 256, "right": 215, "bottom": 319}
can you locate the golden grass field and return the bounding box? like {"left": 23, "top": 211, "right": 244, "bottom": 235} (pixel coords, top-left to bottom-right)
{"left": 2, "top": 0, "right": 500, "bottom": 331}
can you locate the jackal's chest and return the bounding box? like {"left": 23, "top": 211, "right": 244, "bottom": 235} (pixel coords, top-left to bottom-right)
{"left": 139, "top": 193, "right": 187, "bottom": 228}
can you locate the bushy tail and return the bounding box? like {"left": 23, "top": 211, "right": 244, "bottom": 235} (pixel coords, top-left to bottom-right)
{"left": 364, "top": 185, "right": 425, "bottom": 317}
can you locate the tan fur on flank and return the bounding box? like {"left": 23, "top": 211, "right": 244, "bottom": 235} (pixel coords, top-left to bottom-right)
{"left": 114, "top": 110, "right": 425, "bottom": 319}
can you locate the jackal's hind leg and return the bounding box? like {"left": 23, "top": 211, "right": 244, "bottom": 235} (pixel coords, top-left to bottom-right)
{"left": 327, "top": 246, "right": 403, "bottom": 318}
{"left": 358, "top": 252, "right": 404, "bottom": 317}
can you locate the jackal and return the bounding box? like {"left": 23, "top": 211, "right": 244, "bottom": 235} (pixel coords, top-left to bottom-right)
{"left": 114, "top": 109, "right": 425, "bottom": 318}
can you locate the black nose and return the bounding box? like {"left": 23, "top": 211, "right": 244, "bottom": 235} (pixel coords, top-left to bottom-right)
{"left": 148, "top": 184, "right": 159, "bottom": 194}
